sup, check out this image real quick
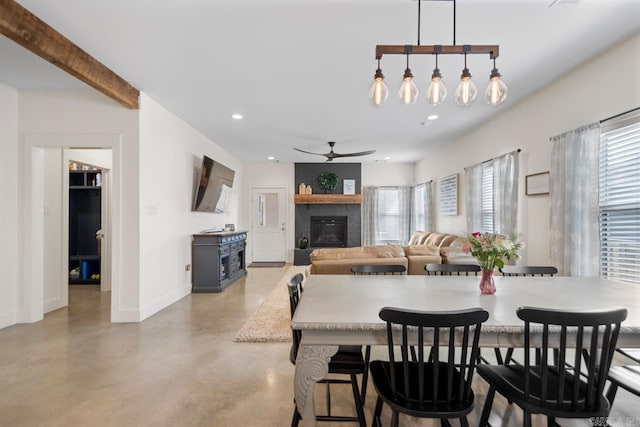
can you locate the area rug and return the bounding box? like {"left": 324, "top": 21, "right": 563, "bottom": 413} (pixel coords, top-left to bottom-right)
{"left": 248, "top": 262, "right": 286, "bottom": 268}
{"left": 233, "top": 265, "right": 309, "bottom": 343}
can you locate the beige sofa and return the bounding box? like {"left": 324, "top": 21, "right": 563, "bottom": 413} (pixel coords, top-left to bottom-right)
{"left": 309, "top": 231, "right": 477, "bottom": 275}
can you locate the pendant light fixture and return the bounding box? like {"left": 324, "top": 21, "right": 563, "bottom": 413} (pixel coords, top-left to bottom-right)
{"left": 369, "top": 59, "right": 389, "bottom": 106}
{"left": 455, "top": 49, "right": 477, "bottom": 106}
{"left": 398, "top": 54, "right": 418, "bottom": 105}
{"left": 369, "top": 0, "right": 507, "bottom": 108}
{"left": 426, "top": 48, "right": 447, "bottom": 106}
{"left": 485, "top": 58, "right": 508, "bottom": 105}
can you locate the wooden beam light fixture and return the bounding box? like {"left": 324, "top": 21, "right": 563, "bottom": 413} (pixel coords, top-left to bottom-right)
{"left": 369, "top": 0, "right": 508, "bottom": 107}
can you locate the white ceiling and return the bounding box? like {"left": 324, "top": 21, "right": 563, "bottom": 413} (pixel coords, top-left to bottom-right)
{"left": 2, "top": 0, "right": 639, "bottom": 163}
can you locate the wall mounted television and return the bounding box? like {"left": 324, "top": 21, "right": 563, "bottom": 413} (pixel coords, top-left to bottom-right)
{"left": 192, "top": 155, "right": 235, "bottom": 213}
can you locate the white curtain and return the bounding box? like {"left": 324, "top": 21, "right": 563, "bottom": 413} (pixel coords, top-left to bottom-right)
{"left": 493, "top": 150, "right": 519, "bottom": 238}
{"left": 397, "top": 186, "right": 412, "bottom": 244}
{"left": 425, "top": 181, "right": 434, "bottom": 232}
{"left": 410, "top": 181, "right": 434, "bottom": 233}
{"left": 465, "top": 164, "right": 484, "bottom": 233}
{"left": 362, "top": 186, "right": 379, "bottom": 246}
{"left": 550, "top": 123, "right": 601, "bottom": 277}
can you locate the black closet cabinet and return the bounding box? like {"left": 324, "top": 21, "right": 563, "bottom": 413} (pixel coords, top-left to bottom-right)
{"left": 69, "top": 170, "right": 101, "bottom": 284}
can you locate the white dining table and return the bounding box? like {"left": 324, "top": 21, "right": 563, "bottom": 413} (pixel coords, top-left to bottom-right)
{"left": 291, "top": 274, "right": 640, "bottom": 426}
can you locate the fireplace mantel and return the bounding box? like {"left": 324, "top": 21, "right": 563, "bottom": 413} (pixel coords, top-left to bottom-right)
{"left": 294, "top": 194, "right": 362, "bottom": 205}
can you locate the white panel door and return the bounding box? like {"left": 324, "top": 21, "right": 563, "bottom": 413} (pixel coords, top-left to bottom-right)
{"left": 251, "top": 188, "right": 286, "bottom": 262}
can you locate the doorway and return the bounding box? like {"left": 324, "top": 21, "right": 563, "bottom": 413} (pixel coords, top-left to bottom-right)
{"left": 22, "top": 134, "right": 121, "bottom": 324}
{"left": 251, "top": 188, "right": 286, "bottom": 262}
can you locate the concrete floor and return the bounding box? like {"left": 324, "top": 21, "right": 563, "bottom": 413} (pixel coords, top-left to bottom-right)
{"left": 0, "top": 265, "right": 637, "bottom": 427}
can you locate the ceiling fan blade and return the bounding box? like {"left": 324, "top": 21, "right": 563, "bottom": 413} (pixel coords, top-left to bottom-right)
{"left": 294, "top": 147, "right": 325, "bottom": 156}
{"left": 331, "top": 150, "right": 377, "bottom": 158}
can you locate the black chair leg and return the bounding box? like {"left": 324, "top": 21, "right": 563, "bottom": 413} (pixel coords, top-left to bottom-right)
{"left": 479, "top": 387, "right": 496, "bottom": 427}
{"left": 440, "top": 418, "right": 452, "bottom": 427}
{"left": 291, "top": 405, "right": 301, "bottom": 427}
{"left": 504, "top": 347, "right": 514, "bottom": 365}
{"left": 493, "top": 347, "right": 505, "bottom": 365}
{"left": 606, "top": 382, "right": 619, "bottom": 408}
{"left": 547, "top": 416, "right": 556, "bottom": 427}
{"left": 391, "top": 410, "right": 400, "bottom": 427}
{"left": 361, "top": 345, "right": 371, "bottom": 405}
{"left": 350, "top": 374, "right": 367, "bottom": 427}
{"left": 325, "top": 382, "right": 331, "bottom": 416}
{"left": 460, "top": 415, "right": 469, "bottom": 427}
{"left": 524, "top": 411, "right": 532, "bottom": 427}
{"left": 373, "top": 396, "right": 384, "bottom": 427}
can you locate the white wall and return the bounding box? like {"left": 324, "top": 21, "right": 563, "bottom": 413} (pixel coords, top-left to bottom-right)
{"left": 0, "top": 82, "right": 19, "bottom": 329}
{"left": 415, "top": 33, "right": 640, "bottom": 265}
{"left": 43, "top": 149, "right": 64, "bottom": 313}
{"left": 19, "top": 89, "right": 140, "bottom": 322}
{"left": 138, "top": 94, "right": 243, "bottom": 317}
{"left": 362, "top": 163, "right": 415, "bottom": 187}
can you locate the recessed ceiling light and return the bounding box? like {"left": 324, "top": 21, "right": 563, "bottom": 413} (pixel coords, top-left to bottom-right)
{"left": 267, "top": 156, "right": 275, "bottom": 160}
{"left": 231, "top": 114, "right": 243, "bottom": 120}
{"left": 384, "top": 156, "right": 391, "bottom": 161}
{"left": 427, "top": 114, "right": 438, "bottom": 121}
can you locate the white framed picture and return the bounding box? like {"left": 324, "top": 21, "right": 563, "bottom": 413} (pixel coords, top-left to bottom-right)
{"left": 343, "top": 179, "right": 356, "bottom": 195}
{"left": 526, "top": 172, "right": 550, "bottom": 195}
{"left": 439, "top": 174, "right": 458, "bottom": 215}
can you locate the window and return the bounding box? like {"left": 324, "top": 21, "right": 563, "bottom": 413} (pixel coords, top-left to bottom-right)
{"left": 481, "top": 163, "right": 494, "bottom": 233}
{"left": 377, "top": 188, "right": 402, "bottom": 244}
{"left": 599, "top": 110, "right": 640, "bottom": 284}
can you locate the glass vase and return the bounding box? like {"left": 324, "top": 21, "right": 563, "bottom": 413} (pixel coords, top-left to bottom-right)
{"left": 479, "top": 268, "right": 496, "bottom": 294}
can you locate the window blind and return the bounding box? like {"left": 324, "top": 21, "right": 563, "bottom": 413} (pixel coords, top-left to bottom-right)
{"left": 412, "top": 183, "right": 426, "bottom": 233}
{"left": 481, "top": 163, "right": 494, "bottom": 233}
{"left": 599, "top": 110, "right": 640, "bottom": 284}
{"left": 377, "top": 188, "right": 401, "bottom": 243}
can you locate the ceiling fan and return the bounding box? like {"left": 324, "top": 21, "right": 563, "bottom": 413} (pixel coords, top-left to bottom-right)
{"left": 294, "top": 141, "right": 376, "bottom": 162}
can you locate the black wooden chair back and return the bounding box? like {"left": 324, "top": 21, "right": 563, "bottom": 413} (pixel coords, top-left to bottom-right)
{"left": 425, "top": 263, "right": 481, "bottom": 276}
{"left": 500, "top": 266, "right": 558, "bottom": 276}
{"left": 370, "top": 307, "right": 489, "bottom": 425}
{"left": 351, "top": 264, "right": 406, "bottom": 275}
{"left": 478, "top": 306, "right": 627, "bottom": 427}
{"left": 287, "top": 273, "right": 305, "bottom": 364}
{"left": 517, "top": 306, "right": 626, "bottom": 413}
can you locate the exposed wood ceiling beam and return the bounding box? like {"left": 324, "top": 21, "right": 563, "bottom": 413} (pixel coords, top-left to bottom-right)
{"left": 0, "top": 0, "right": 139, "bottom": 109}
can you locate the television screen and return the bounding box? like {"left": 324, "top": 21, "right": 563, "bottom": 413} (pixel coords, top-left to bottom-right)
{"left": 192, "top": 155, "right": 235, "bottom": 213}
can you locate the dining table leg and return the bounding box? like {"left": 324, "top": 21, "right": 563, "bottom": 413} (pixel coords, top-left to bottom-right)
{"left": 294, "top": 344, "right": 339, "bottom": 427}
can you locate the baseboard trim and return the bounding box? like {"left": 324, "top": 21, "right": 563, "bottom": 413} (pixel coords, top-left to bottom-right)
{"left": 111, "top": 283, "right": 191, "bottom": 323}
{"left": 0, "top": 310, "right": 17, "bottom": 330}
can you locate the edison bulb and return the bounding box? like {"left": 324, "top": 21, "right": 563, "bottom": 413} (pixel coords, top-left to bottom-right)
{"left": 426, "top": 69, "right": 447, "bottom": 106}
{"left": 369, "top": 69, "right": 388, "bottom": 106}
{"left": 485, "top": 70, "right": 508, "bottom": 106}
{"left": 455, "top": 69, "right": 477, "bottom": 106}
{"left": 398, "top": 71, "right": 418, "bottom": 105}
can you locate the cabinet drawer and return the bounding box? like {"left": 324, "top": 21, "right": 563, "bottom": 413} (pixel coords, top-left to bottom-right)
{"left": 231, "top": 241, "right": 244, "bottom": 252}
{"left": 220, "top": 244, "right": 231, "bottom": 255}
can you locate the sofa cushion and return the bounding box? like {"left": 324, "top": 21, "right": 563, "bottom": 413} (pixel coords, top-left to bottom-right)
{"left": 311, "top": 257, "right": 408, "bottom": 275}
{"left": 310, "top": 245, "right": 405, "bottom": 261}
{"left": 403, "top": 244, "right": 440, "bottom": 256}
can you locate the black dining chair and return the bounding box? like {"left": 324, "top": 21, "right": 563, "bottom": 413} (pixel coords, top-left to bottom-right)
{"left": 351, "top": 264, "right": 406, "bottom": 275}
{"left": 477, "top": 306, "right": 627, "bottom": 427}
{"left": 499, "top": 265, "right": 558, "bottom": 277}
{"left": 425, "top": 263, "right": 481, "bottom": 276}
{"left": 370, "top": 306, "right": 489, "bottom": 427}
{"left": 606, "top": 348, "right": 640, "bottom": 411}
{"left": 496, "top": 266, "right": 559, "bottom": 365}
{"left": 288, "top": 273, "right": 368, "bottom": 427}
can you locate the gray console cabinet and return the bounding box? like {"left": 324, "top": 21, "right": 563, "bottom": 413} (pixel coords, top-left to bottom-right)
{"left": 191, "top": 231, "right": 247, "bottom": 293}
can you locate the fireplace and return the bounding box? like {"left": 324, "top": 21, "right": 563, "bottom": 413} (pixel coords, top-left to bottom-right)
{"left": 310, "top": 216, "right": 347, "bottom": 248}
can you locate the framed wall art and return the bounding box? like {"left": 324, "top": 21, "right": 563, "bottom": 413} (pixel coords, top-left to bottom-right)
{"left": 439, "top": 174, "right": 458, "bottom": 215}
{"left": 343, "top": 179, "right": 355, "bottom": 195}
{"left": 526, "top": 171, "right": 550, "bottom": 195}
